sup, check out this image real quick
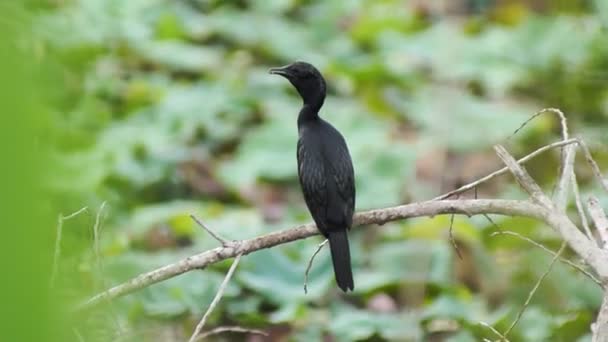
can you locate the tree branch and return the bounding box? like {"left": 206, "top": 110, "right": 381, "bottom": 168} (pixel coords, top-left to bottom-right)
{"left": 51, "top": 206, "right": 88, "bottom": 288}
{"left": 593, "top": 291, "right": 608, "bottom": 342}
{"left": 190, "top": 214, "right": 231, "bottom": 247}
{"left": 303, "top": 239, "right": 328, "bottom": 294}
{"left": 589, "top": 196, "right": 608, "bottom": 249}
{"left": 494, "top": 144, "right": 608, "bottom": 280}
{"left": 435, "top": 139, "right": 578, "bottom": 200}
{"left": 494, "top": 145, "right": 553, "bottom": 207}
{"left": 503, "top": 242, "right": 567, "bottom": 338}
{"left": 76, "top": 199, "right": 545, "bottom": 311}
{"left": 194, "top": 326, "right": 268, "bottom": 341}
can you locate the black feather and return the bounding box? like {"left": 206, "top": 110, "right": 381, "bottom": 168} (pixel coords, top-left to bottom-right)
{"left": 270, "top": 61, "right": 356, "bottom": 292}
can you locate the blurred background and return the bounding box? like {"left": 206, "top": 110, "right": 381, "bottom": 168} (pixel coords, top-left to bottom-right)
{"left": 6, "top": 0, "right": 608, "bottom": 341}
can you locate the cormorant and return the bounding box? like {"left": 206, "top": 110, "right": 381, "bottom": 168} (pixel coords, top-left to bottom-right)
{"left": 269, "top": 61, "right": 355, "bottom": 292}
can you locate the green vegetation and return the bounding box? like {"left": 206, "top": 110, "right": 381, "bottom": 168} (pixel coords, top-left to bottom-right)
{"left": 8, "top": 0, "right": 608, "bottom": 341}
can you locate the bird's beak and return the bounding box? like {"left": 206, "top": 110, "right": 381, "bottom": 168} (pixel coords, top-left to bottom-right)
{"left": 268, "top": 65, "right": 291, "bottom": 77}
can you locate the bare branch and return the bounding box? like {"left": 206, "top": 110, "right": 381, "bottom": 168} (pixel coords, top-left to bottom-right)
{"left": 593, "top": 291, "right": 608, "bottom": 342}
{"left": 588, "top": 196, "right": 608, "bottom": 249}
{"left": 188, "top": 254, "right": 243, "bottom": 342}
{"left": 435, "top": 139, "right": 578, "bottom": 201}
{"left": 509, "top": 108, "right": 568, "bottom": 142}
{"left": 93, "top": 202, "right": 107, "bottom": 276}
{"left": 503, "top": 242, "right": 567, "bottom": 338}
{"left": 51, "top": 206, "right": 88, "bottom": 288}
{"left": 577, "top": 139, "right": 608, "bottom": 193}
{"left": 494, "top": 144, "right": 608, "bottom": 282}
{"left": 542, "top": 208, "right": 608, "bottom": 279}
{"left": 491, "top": 231, "right": 602, "bottom": 287}
{"left": 195, "top": 326, "right": 268, "bottom": 341}
{"left": 448, "top": 214, "right": 462, "bottom": 259}
{"left": 304, "top": 239, "right": 328, "bottom": 294}
{"left": 494, "top": 145, "right": 552, "bottom": 207}
{"left": 190, "top": 214, "right": 230, "bottom": 247}
{"left": 573, "top": 173, "right": 594, "bottom": 242}
{"left": 77, "top": 199, "right": 546, "bottom": 311}
{"left": 554, "top": 146, "right": 576, "bottom": 212}
{"left": 479, "top": 321, "right": 509, "bottom": 342}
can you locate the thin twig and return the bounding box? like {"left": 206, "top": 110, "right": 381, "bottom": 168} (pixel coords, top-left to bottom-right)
{"left": 573, "top": 173, "right": 594, "bottom": 242}
{"left": 494, "top": 145, "right": 552, "bottom": 207}
{"left": 577, "top": 139, "right": 608, "bottom": 193}
{"left": 503, "top": 242, "right": 567, "bottom": 338}
{"left": 483, "top": 214, "right": 502, "bottom": 231}
{"left": 188, "top": 254, "right": 243, "bottom": 342}
{"left": 508, "top": 108, "right": 568, "bottom": 142}
{"left": 588, "top": 196, "right": 608, "bottom": 250}
{"left": 92, "top": 202, "right": 123, "bottom": 333}
{"left": 448, "top": 214, "right": 462, "bottom": 260}
{"left": 194, "top": 326, "right": 268, "bottom": 341}
{"left": 190, "top": 214, "right": 230, "bottom": 246}
{"left": 554, "top": 145, "right": 576, "bottom": 212}
{"left": 491, "top": 231, "right": 602, "bottom": 287}
{"left": 479, "top": 321, "right": 509, "bottom": 342}
{"left": 93, "top": 202, "right": 107, "bottom": 275}
{"left": 303, "top": 239, "right": 328, "bottom": 294}
{"left": 435, "top": 139, "right": 578, "bottom": 201}
{"left": 50, "top": 206, "right": 88, "bottom": 288}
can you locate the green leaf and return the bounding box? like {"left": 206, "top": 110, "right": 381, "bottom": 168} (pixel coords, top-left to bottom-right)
{"left": 237, "top": 248, "right": 333, "bottom": 305}
{"left": 329, "top": 306, "right": 422, "bottom": 341}
{"left": 356, "top": 240, "right": 452, "bottom": 292}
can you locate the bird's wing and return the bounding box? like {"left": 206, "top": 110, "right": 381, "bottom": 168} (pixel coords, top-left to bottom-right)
{"left": 324, "top": 138, "right": 355, "bottom": 228}
{"left": 297, "top": 138, "right": 328, "bottom": 227}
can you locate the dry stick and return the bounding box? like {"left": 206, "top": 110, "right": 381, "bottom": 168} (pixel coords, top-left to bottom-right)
{"left": 509, "top": 108, "right": 570, "bottom": 207}
{"left": 190, "top": 214, "right": 230, "bottom": 247}
{"left": 443, "top": 109, "right": 572, "bottom": 258}
{"left": 93, "top": 202, "right": 107, "bottom": 275}
{"left": 92, "top": 202, "right": 123, "bottom": 334}
{"left": 494, "top": 142, "right": 595, "bottom": 338}
{"left": 77, "top": 199, "right": 546, "bottom": 311}
{"left": 577, "top": 139, "right": 608, "bottom": 193}
{"left": 448, "top": 213, "right": 462, "bottom": 260}
{"left": 508, "top": 108, "right": 568, "bottom": 142}
{"left": 593, "top": 294, "right": 608, "bottom": 342}
{"left": 554, "top": 145, "right": 575, "bottom": 212}
{"left": 494, "top": 144, "right": 608, "bottom": 277}
{"left": 479, "top": 321, "right": 508, "bottom": 342}
{"left": 588, "top": 196, "right": 608, "bottom": 249}
{"left": 188, "top": 254, "right": 243, "bottom": 342}
{"left": 303, "top": 239, "right": 328, "bottom": 294}
{"left": 491, "top": 231, "right": 602, "bottom": 287}
{"left": 494, "top": 145, "right": 552, "bottom": 207}
{"left": 195, "top": 326, "right": 268, "bottom": 341}
{"left": 435, "top": 139, "right": 578, "bottom": 201}
{"left": 50, "top": 206, "right": 88, "bottom": 288}
{"left": 573, "top": 173, "right": 595, "bottom": 242}
{"left": 503, "top": 242, "right": 567, "bottom": 338}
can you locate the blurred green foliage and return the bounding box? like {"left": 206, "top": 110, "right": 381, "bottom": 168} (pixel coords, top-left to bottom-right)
{"left": 28, "top": 0, "right": 608, "bottom": 341}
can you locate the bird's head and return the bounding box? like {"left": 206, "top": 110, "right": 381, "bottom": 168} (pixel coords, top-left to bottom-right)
{"left": 269, "top": 61, "right": 326, "bottom": 110}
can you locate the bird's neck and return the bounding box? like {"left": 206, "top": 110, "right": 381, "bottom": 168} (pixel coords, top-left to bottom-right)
{"left": 298, "top": 104, "right": 321, "bottom": 127}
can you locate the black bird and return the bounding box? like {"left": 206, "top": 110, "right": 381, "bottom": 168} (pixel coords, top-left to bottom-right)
{"left": 269, "top": 61, "right": 355, "bottom": 292}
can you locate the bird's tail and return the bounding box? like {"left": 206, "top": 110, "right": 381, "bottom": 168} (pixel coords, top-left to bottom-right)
{"left": 328, "top": 230, "right": 354, "bottom": 292}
